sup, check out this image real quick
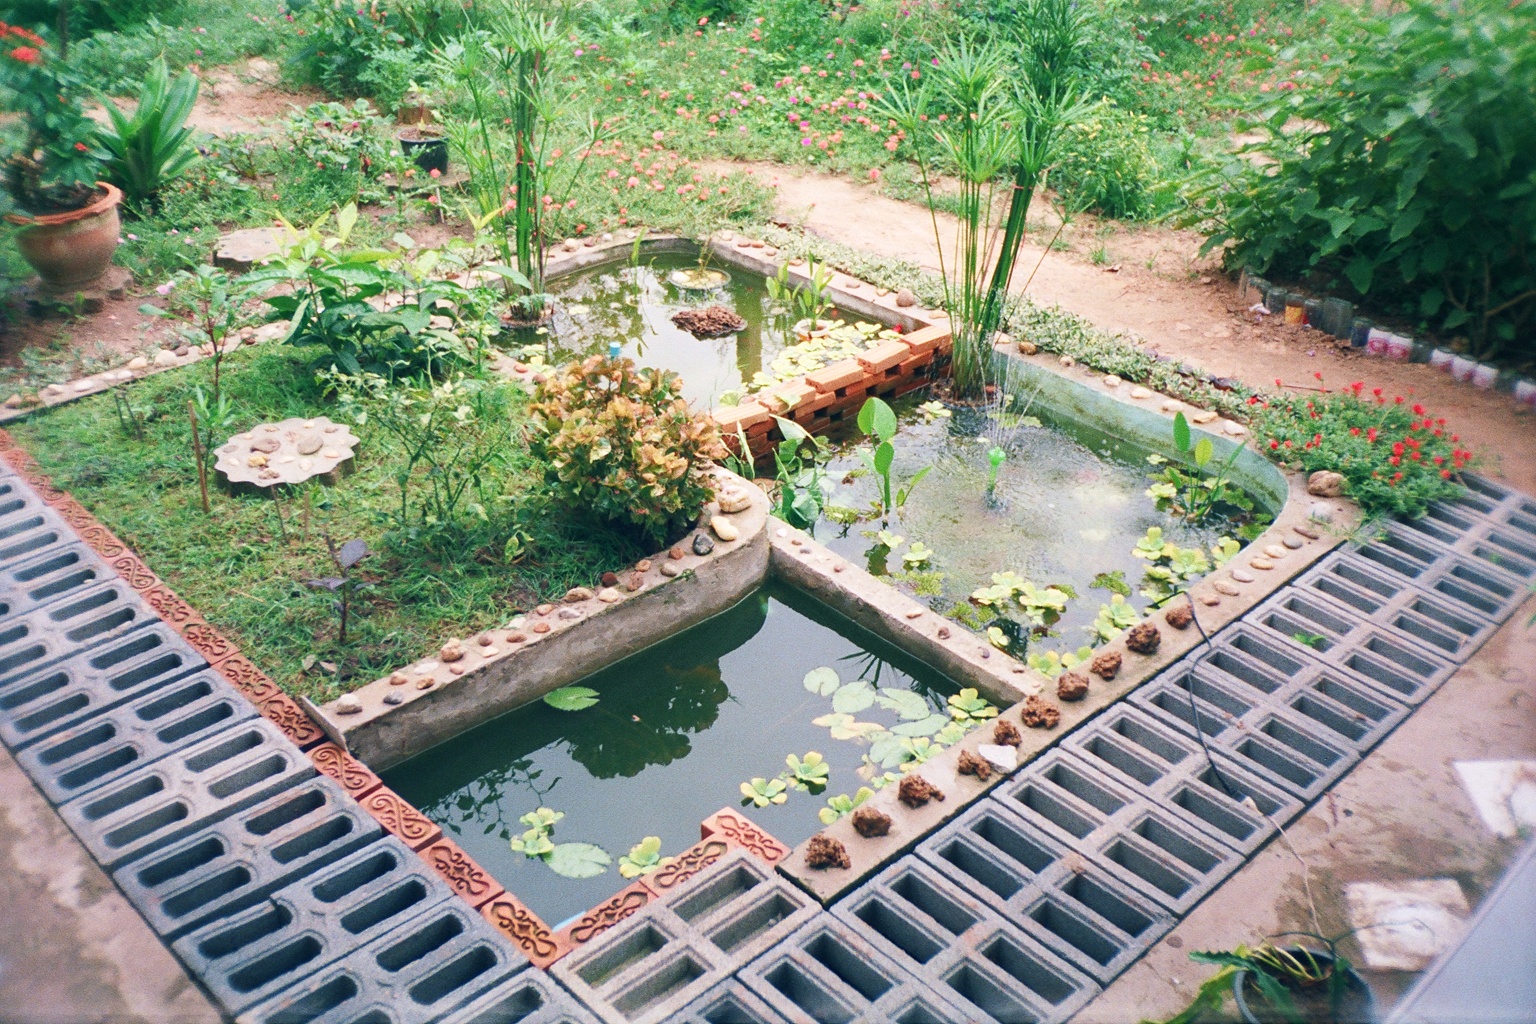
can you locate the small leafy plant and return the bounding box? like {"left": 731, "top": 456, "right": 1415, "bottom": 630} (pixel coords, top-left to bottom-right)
{"left": 528, "top": 356, "right": 725, "bottom": 546}
{"left": 140, "top": 265, "right": 252, "bottom": 402}
{"left": 1145, "top": 411, "right": 1252, "bottom": 524}
{"left": 544, "top": 686, "right": 600, "bottom": 711}
{"left": 1158, "top": 934, "right": 1365, "bottom": 1024}
{"left": 306, "top": 538, "right": 370, "bottom": 644}
{"left": 1089, "top": 595, "right": 1141, "bottom": 644}
{"left": 739, "top": 776, "right": 788, "bottom": 808}
{"left": 767, "top": 257, "right": 834, "bottom": 327}
{"left": 857, "top": 397, "right": 931, "bottom": 525}
{"left": 618, "top": 836, "right": 673, "bottom": 879}
{"left": 820, "top": 787, "right": 875, "bottom": 825}
{"left": 94, "top": 58, "right": 201, "bottom": 212}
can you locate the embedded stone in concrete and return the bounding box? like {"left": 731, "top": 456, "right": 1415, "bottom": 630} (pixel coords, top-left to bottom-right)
{"left": 1453, "top": 760, "right": 1536, "bottom": 839}
{"left": 1345, "top": 879, "right": 1470, "bottom": 972}
{"left": 215, "top": 418, "right": 358, "bottom": 490}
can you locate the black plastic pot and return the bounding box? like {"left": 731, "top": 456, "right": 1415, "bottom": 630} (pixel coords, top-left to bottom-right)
{"left": 399, "top": 131, "right": 448, "bottom": 175}
{"left": 1233, "top": 950, "right": 1378, "bottom": 1024}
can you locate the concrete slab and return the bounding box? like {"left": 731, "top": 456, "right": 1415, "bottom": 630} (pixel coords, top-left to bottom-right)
{"left": 0, "top": 743, "right": 219, "bottom": 1024}
{"left": 1454, "top": 759, "right": 1536, "bottom": 838}
{"left": 1345, "top": 879, "right": 1470, "bottom": 972}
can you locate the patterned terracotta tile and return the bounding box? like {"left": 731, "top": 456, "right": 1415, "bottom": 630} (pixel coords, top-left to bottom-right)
{"left": 105, "top": 551, "right": 160, "bottom": 592}
{"left": 360, "top": 785, "right": 443, "bottom": 851}
{"left": 140, "top": 584, "right": 208, "bottom": 634}
{"left": 557, "top": 881, "right": 652, "bottom": 948}
{"left": 214, "top": 654, "right": 281, "bottom": 700}
{"left": 640, "top": 838, "right": 732, "bottom": 896}
{"left": 699, "top": 808, "right": 790, "bottom": 864}
{"left": 421, "top": 838, "right": 505, "bottom": 909}
{"left": 481, "top": 892, "right": 568, "bottom": 970}
{"left": 179, "top": 619, "right": 241, "bottom": 664}
{"left": 253, "top": 690, "right": 326, "bottom": 750}
{"left": 307, "top": 743, "right": 383, "bottom": 799}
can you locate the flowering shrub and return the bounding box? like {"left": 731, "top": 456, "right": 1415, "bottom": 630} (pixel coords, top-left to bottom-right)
{"left": 1051, "top": 101, "right": 1160, "bottom": 220}
{"left": 528, "top": 356, "right": 726, "bottom": 545}
{"left": 1253, "top": 380, "right": 1472, "bottom": 520}
{"left": 283, "top": 101, "right": 394, "bottom": 179}
{"left": 0, "top": 22, "right": 101, "bottom": 214}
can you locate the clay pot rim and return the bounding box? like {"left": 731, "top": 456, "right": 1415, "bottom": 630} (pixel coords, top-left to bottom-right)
{"left": 5, "top": 182, "right": 122, "bottom": 228}
{"left": 398, "top": 126, "right": 446, "bottom": 142}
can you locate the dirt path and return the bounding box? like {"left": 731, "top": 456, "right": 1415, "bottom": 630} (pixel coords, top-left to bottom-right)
{"left": 708, "top": 160, "right": 1536, "bottom": 493}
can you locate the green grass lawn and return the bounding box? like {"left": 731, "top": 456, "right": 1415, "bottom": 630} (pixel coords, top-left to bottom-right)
{"left": 8, "top": 346, "right": 648, "bottom": 703}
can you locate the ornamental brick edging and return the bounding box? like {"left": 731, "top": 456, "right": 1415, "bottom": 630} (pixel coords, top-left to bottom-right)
{"left": 0, "top": 426, "right": 794, "bottom": 972}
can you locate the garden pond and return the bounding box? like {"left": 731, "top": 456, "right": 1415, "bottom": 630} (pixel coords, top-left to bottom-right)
{"left": 382, "top": 582, "right": 978, "bottom": 926}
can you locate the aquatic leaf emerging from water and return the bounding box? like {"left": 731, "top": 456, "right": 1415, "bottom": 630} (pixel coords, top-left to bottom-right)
{"left": 1211, "top": 536, "right": 1242, "bottom": 568}
{"left": 902, "top": 542, "right": 934, "bottom": 568}
{"left": 544, "top": 686, "right": 600, "bottom": 711}
{"left": 740, "top": 777, "right": 789, "bottom": 807}
{"left": 948, "top": 688, "right": 998, "bottom": 722}
{"left": 618, "top": 836, "right": 674, "bottom": 878}
{"left": 819, "top": 787, "right": 875, "bottom": 824}
{"left": 875, "top": 688, "right": 931, "bottom": 721}
{"left": 986, "top": 626, "right": 1011, "bottom": 649}
{"left": 785, "top": 751, "right": 830, "bottom": 790}
{"left": 547, "top": 842, "right": 612, "bottom": 879}
{"left": 831, "top": 680, "right": 876, "bottom": 714}
{"left": 803, "top": 667, "right": 841, "bottom": 696}
{"left": 1089, "top": 595, "right": 1142, "bottom": 643}
{"left": 1135, "top": 527, "right": 1170, "bottom": 560}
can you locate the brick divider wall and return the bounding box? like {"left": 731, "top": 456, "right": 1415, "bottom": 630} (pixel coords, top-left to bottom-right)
{"left": 0, "top": 426, "right": 791, "bottom": 971}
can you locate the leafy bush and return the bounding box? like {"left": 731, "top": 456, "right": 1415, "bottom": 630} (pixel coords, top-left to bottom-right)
{"left": 528, "top": 355, "right": 725, "bottom": 546}
{"left": 1051, "top": 101, "right": 1160, "bottom": 219}
{"left": 94, "top": 58, "right": 201, "bottom": 212}
{"left": 1190, "top": 0, "right": 1536, "bottom": 360}
{"left": 1253, "top": 380, "right": 1472, "bottom": 520}
{"left": 287, "top": 0, "right": 466, "bottom": 99}
{"left": 283, "top": 100, "right": 394, "bottom": 179}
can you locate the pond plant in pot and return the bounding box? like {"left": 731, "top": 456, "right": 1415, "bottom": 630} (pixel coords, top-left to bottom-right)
{"left": 1159, "top": 933, "right": 1377, "bottom": 1024}
{"left": 0, "top": 22, "right": 120, "bottom": 291}
{"left": 398, "top": 125, "right": 448, "bottom": 176}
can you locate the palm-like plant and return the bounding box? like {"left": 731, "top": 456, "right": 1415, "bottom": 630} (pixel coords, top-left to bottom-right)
{"left": 94, "top": 58, "right": 200, "bottom": 212}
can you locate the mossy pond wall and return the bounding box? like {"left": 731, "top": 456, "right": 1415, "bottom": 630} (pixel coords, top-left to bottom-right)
{"left": 381, "top": 582, "right": 965, "bottom": 925}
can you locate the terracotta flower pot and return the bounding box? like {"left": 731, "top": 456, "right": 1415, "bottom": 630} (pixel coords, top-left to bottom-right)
{"left": 8, "top": 182, "right": 123, "bottom": 290}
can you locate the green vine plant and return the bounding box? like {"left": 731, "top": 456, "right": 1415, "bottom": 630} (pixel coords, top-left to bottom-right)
{"left": 509, "top": 808, "right": 612, "bottom": 878}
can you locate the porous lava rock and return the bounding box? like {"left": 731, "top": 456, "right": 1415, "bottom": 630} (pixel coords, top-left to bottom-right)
{"left": 1164, "top": 603, "right": 1194, "bottom": 630}
{"left": 897, "top": 775, "right": 944, "bottom": 808}
{"left": 671, "top": 305, "right": 747, "bottom": 337}
{"left": 850, "top": 806, "right": 892, "bottom": 838}
{"left": 992, "top": 719, "right": 1023, "bottom": 747}
{"left": 1125, "top": 621, "right": 1162, "bottom": 655}
{"left": 1020, "top": 695, "right": 1061, "bottom": 729}
{"left": 806, "top": 834, "right": 850, "bottom": 870}
{"left": 957, "top": 749, "right": 993, "bottom": 782}
{"left": 1089, "top": 651, "right": 1121, "bottom": 680}
{"left": 1056, "top": 671, "right": 1089, "bottom": 702}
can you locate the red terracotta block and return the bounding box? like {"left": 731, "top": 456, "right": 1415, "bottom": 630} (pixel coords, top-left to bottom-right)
{"left": 641, "top": 838, "right": 732, "bottom": 897}
{"left": 421, "top": 838, "right": 506, "bottom": 909}
{"left": 805, "top": 359, "right": 865, "bottom": 394}
{"left": 106, "top": 551, "right": 160, "bottom": 593}
{"left": 360, "top": 786, "right": 443, "bottom": 851}
{"left": 855, "top": 340, "right": 910, "bottom": 376}
{"left": 254, "top": 690, "right": 326, "bottom": 750}
{"left": 699, "top": 808, "right": 790, "bottom": 864}
{"left": 899, "top": 325, "right": 949, "bottom": 355}
{"left": 756, "top": 381, "right": 818, "bottom": 416}
{"left": 712, "top": 401, "right": 771, "bottom": 434}
{"left": 898, "top": 351, "right": 935, "bottom": 377}
{"left": 481, "top": 893, "right": 569, "bottom": 969}
{"left": 307, "top": 743, "right": 383, "bottom": 800}
{"left": 556, "top": 880, "right": 653, "bottom": 948}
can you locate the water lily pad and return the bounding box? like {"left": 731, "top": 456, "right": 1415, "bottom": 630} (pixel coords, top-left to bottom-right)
{"left": 803, "top": 667, "right": 840, "bottom": 696}
{"left": 832, "top": 680, "right": 876, "bottom": 714}
{"left": 543, "top": 686, "right": 600, "bottom": 711}
{"left": 890, "top": 713, "right": 951, "bottom": 737}
{"left": 875, "top": 688, "right": 931, "bottom": 721}
{"left": 546, "top": 842, "right": 611, "bottom": 879}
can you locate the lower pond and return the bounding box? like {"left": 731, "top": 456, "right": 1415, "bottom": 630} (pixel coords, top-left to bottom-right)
{"left": 382, "top": 583, "right": 969, "bottom": 926}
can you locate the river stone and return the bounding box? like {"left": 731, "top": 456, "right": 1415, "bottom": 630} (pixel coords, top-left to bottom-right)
{"left": 597, "top": 587, "right": 621, "bottom": 603}
{"left": 557, "top": 607, "right": 582, "bottom": 620}
{"left": 1059, "top": 355, "right": 1075, "bottom": 368}
{"left": 1214, "top": 581, "right": 1241, "bottom": 596}
{"left": 693, "top": 532, "right": 715, "bottom": 556}
{"left": 154, "top": 349, "right": 179, "bottom": 367}
{"left": 710, "top": 516, "right": 739, "bottom": 541}
{"left": 1231, "top": 569, "right": 1256, "bottom": 583}
{"left": 717, "top": 487, "right": 752, "bottom": 514}
{"left": 1201, "top": 594, "right": 1222, "bottom": 606}
{"left": 1223, "top": 421, "right": 1247, "bottom": 437}
{"left": 1308, "top": 503, "right": 1335, "bottom": 523}
{"left": 1130, "top": 386, "right": 1153, "bottom": 399}
{"left": 296, "top": 433, "right": 324, "bottom": 456}
{"left": 1264, "top": 544, "right": 1288, "bottom": 559}
{"left": 660, "top": 562, "right": 680, "bottom": 577}
{"left": 670, "top": 545, "right": 686, "bottom": 560}
{"left": 894, "top": 287, "right": 916, "bottom": 307}
{"left": 563, "top": 587, "right": 594, "bottom": 603}
{"left": 1190, "top": 410, "right": 1218, "bottom": 424}
{"left": 1162, "top": 399, "right": 1183, "bottom": 413}
{"left": 532, "top": 621, "right": 551, "bottom": 634}
{"left": 335, "top": 694, "right": 363, "bottom": 715}
{"left": 383, "top": 691, "right": 404, "bottom": 705}
{"left": 1308, "top": 470, "right": 1346, "bottom": 497}
{"left": 1017, "top": 340, "right": 1037, "bottom": 355}
{"left": 1251, "top": 558, "right": 1276, "bottom": 570}
{"left": 1284, "top": 536, "right": 1305, "bottom": 549}
{"left": 250, "top": 437, "right": 280, "bottom": 454}
{"left": 127, "top": 356, "right": 148, "bottom": 370}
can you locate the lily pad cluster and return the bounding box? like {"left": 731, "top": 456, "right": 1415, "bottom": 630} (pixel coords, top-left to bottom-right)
{"left": 1134, "top": 526, "right": 1241, "bottom": 602}
{"left": 510, "top": 808, "right": 612, "bottom": 879}
{"left": 745, "top": 320, "right": 901, "bottom": 393}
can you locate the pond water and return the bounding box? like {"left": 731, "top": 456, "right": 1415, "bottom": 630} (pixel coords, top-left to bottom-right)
{"left": 813, "top": 397, "right": 1258, "bottom": 651}
{"left": 382, "top": 583, "right": 966, "bottom": 926}
{"left": 537, "top": 252, "right": 791, "bottom": 408}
